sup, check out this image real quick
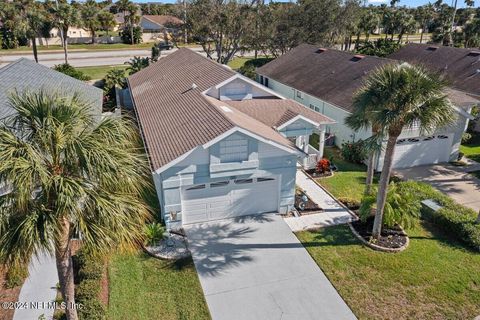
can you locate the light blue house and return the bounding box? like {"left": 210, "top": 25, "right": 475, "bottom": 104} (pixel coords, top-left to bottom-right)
{"left": 127, "top": 48, "right": 334, "bottom": 228}
{"left": 257, "top": 44, "right": 477, "bottom": 171}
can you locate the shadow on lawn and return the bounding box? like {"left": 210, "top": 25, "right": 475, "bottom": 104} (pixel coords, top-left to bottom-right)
{"left": 301, "top": 225, "right": 360, "bottom": 248}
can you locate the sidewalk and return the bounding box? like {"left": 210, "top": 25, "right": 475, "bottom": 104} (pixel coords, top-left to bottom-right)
{"left": 13, "top": 252, "right": 58, "bottom": 320}
{"left": 284, "top": 170, "right": 356, "bottom": 232}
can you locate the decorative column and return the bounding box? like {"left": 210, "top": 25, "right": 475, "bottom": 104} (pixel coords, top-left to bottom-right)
{"left": 317, "top": 128, "right": 326, "bottom": 161}
{"left": 303, "top": 134, "right": 310, "bottom": 168}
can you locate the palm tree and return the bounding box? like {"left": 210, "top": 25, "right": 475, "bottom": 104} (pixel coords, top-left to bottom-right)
{"left": 51, "top": 1, "right": 80, "bottom": 64}
{"left": 126, "top": 2, "right": 140, "bottom": 45}
{"left": 347, "top": 64, "right": 455, "bottom": 239}
{"left": 0, "top": 91, "right": 151, "bottom": 320}
{"left": 81, "top": 0, "right": 100, "bottom": 45}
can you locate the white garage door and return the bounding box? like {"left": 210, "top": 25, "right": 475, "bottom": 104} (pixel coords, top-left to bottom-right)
{"left": 182, "top": 177, "right": 279, "bottom": 224}
{"left": 389, "top": 134, "right": 453, "bottom": 169}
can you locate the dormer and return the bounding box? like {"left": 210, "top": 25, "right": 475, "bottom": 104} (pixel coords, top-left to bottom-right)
{"left": 204, "top": 74, "right": 284, "bottom": 101}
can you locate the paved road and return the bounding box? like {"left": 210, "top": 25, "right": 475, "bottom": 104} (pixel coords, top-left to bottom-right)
{"left": 0, "top": 47, "right": 205, "bottom": 68}
{"left": 185, "top": 214, "right": 356, "bottom": 320}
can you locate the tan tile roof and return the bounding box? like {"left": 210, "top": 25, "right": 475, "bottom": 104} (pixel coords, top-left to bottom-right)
{"left": 128, "top": 49, "right": 236, "bottom": 170}
{"left": 204, "top": 97, "right": 297, "bottom": 149}
{"left": 142, "top": 15, "right": 183, "bottom": 27}
{"left": 128, "top": 49, "right": 299, "bottom": 171}
{"left": 227, "top": 99, "right": 335, "bottom": 128}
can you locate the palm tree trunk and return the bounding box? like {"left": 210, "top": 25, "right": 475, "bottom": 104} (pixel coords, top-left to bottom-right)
{"left": 91, "top": 29, "right": 95, "bottom": 45}
{"left": 365, "top": 152, "right": 375, "bottom": 194}
{"left": 372, "top": 133, "right": 398, "bottom": 239}
{"left": 31, "top": 38, "right": 38, "bottom": 63}
{"left": 55, "top": 218, "right": 78, "bottom": 320}
{"left": 63, "top": 28, "right": 68, "bottom": 64}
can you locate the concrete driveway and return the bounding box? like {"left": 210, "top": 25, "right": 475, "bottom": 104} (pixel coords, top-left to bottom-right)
{"left": 184, "top": 214, "right": 356, "bottom": 320}
{"left": 396, "top": 163, "right": 480, "bottom": 211}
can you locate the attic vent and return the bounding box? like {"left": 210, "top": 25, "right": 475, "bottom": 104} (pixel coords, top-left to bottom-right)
{"left": 427, "top": 46, "right": 439, "bottom": 51}
{"left": 316, "top": 48, "right": 327, "bottom": 53}
{"left": 351, "top": 55, "right": 365, "bottom": 62}
{"left": 468, "top": 51, "right": 480, "bottom": 56}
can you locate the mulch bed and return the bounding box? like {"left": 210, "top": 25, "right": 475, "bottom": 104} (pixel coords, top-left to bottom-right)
{"left": 304, "top": 169, "right": 333, "bottom": 179}
{"left": 0, "top": 266, "right": 22, "bottom": 320}
{"left": 294, "top": 193, "right": 322, "bottom": 215}
{"left": 351, "top": 218, "right": 408, "bottom": 249}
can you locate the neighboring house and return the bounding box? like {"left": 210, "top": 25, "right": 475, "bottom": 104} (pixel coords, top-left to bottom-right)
{"left": 140, "top": 15, "right": 183, "bottom": 32}
{"left": 256, "top": 44, "right": 478, "bottom": 171}
{"left": 389, "top": 43, "right": 480, "bottom": 132}
{"left": 0, "top": 58, "right": 104, "bottom": 194}
{"left": 127, "top": 48, "right": 334, "bottom": 228}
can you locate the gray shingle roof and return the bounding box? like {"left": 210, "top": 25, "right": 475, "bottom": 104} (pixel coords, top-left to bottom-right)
{"left": 0, "top": 58, "right": 103, "bottom": 120}
{"left": 257, "top": 44, "right": 397, "bottom": 113}
{"left": 388, "top": 43, "right": 480, "bottom": 97}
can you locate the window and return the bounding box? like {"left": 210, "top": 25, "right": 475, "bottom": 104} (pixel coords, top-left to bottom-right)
{"left": 396, "top": 139, "right": 406, "bottom": 144}
{"left": 423, "top": 136, "right": 434, "bottom": 141}
{"left": 234, "top": 179, "right": 253, "bottom": 184}
{"left": 296, "top": 90, "right": 303, "bottom": 99}
{"left": 437, "top": 135, "right": 449, "bottom": 139}
{"left": 219, "top": 138, "right": 248, "bottom": 162}
{"left": 257, "top": 177, "right": 275, "bottom": 182}
{"left": 211, "top": 181, "right": 229, "bottom": 188}
{"left": 260, "top": 76, "right": 264, "bottom": 85}
{"left": 264, "top": 77, "right": 269, "bottom": 87}
{"left": 186, "top": 184, "right": 206, "bottom": 190}
{"left": 407, "top": 138, "right": 420, "bottom": 143}
{"left": 309, "top": 104, "right": 315, "bottom": 110}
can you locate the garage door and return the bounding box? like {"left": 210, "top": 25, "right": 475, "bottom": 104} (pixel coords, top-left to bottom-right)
{"left": 182, "top": 177, "right": 279, "bottom": 224}
{"left": 385, "top": 134, "right": 453, "bottom": 169}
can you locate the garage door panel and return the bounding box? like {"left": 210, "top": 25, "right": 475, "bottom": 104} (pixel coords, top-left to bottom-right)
{"left": 182, "top": 177, "right": 279, "bottom": 224}
{"left": 381, "top": 135, "right": 453, "bottom": 170}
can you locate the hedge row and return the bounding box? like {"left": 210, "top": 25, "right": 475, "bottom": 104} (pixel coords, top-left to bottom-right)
{"left": 399, "top": 181, "right": 480, "bottom": 251}
{"left": 74, "top": 251, "right": 106, "bottom": 320}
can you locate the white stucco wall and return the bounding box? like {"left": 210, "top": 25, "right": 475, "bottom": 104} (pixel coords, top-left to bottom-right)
{"left": 152, "top": 131, "right": 297, "bottom": 227}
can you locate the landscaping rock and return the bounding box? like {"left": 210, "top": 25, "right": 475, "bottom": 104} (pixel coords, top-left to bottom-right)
{"left": 144, "top": 234, "right": 191, "bottom": 260}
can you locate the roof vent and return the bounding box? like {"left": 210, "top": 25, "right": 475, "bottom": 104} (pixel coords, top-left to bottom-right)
{"left": 191, "top": 83, "right": 198, "bottom": 90}
{"left": 220, "top": 106, "right": 232, "bottom": 113}
{"left": 427, "top": 46, "right": 439, "bottom": 51}
{"left": 316, "top": 48, "right": 327, "bottom": 53}
{"left": 468, "top": 50, "right": 480, "bottom": 56}
{"left": 351, "top": 55, "right": 365, "bottom": 62}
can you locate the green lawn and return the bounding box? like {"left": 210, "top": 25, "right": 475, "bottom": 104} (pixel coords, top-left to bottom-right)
{"left": 77, "top": 65, "right": 128, "bottom": 80}
{"left": 227, "top": 56, "right": 256, "bottom": 70}
{"left": 460, "top": 133, "right": 480, "bottom": 163}
{"left": 297, "top": 223, "right": 480, "bottom": 320}
{"left": 108, "top": 252, "right": 210, "bottom": 320}
{"left": 317, "top": 146, "right": 375, "bottom": 201}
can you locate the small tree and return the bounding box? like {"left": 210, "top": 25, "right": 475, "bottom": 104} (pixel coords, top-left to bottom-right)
{"left": 125, "top": 56, "right": 150, "bottom": 75}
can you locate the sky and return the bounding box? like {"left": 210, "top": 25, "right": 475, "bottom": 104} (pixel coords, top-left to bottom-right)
{"left": 130, "top": 0, "right": 478, "bottom": 8}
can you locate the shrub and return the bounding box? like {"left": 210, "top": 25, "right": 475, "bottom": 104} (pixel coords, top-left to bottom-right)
{"left": 120, "top": 25, "right": 142, "bottom": 44}
{"left": 356, "top": 38, "right": 401, "bottom": 57}
{"left": 358, "top": 183, "right": 421, "bottom": 229}
{"left": 53, "top": 64, "right": 91, "bottom": 81}
{"left": 78, "top": 296, "right": 106, "bottom": 320}
{"left": 5, "top": 262, "right": 28, "bottom": 288}
{"left": 397, "top": 180, "right": 480, "bottom": 251}
{"left": 341, "top": 140, "right": 367, "bottom": 164}
{"left": 315, "top": 158, "right": 330, "bottom": 173}
{"left": 144, "top": 222, "right": 165, "bottom": 246}
{"left": 238, "top": 57, "right": 273, "bottom": 79}
{"left": 74, "top": 250, "right": 106, "bottom": 320}
{"left": 462, "top": 132, "right": 472, "bottom": 144}
{"left": 337, "top": 197, "right": 360, "bottom": 210}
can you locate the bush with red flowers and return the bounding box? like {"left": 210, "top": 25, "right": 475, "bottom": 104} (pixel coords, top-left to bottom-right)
{"left": 316, "top": 158, "right": 331, "bottom": 174}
